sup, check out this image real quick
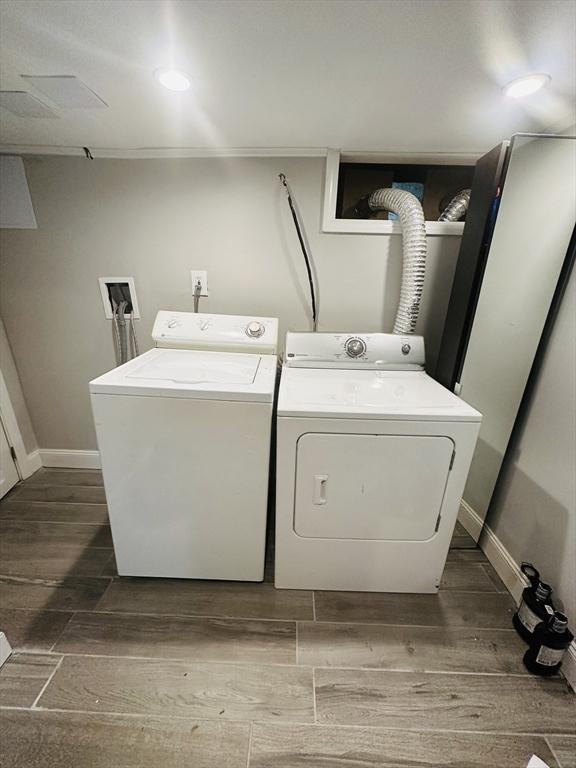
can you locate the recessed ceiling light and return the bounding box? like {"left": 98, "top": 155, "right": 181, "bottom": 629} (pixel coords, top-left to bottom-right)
{"left": 154, "top": 68, "right": 191, "bottom": 92}
{"left": 503, "top": 73, "right": 551, "bottom": 99}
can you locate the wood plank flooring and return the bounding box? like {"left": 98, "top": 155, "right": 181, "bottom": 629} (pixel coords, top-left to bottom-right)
{"left": 250, "top": 723, "right": 561, "bottom": 768}
{"left": 0, "top": 709, "right": 250, "bottom": 768}
{"left": 0, "top": 500, "right": 109, "bottom": 523}
{"left": 54, "top": 611, "right": 297, "bottom": 664}
{"left": 313, "top": 588, "right": 516, "bottom": 627}
{"left": 0, "top": 574, "right": 111, "bottom": 611}
{"left": 0, "top": 520, "right": 113, "bottom": 548}
{"left": 96, "top": 577, "right": 314, "bottom": 620}
{"left": 0, "top": 609, "right": 72, "bottom": 652}
{"left": 0, "top": 653, "right": 61, "bottom": 707}
{"left": 39, "top": 655, "right": 315, "bottom": 722}
{"left": 9, "top": 484, "right": 107, "bottom": 504}
{"left": 0, "top": 542, "right": 112, "bottom": 576}
{"left": 0, "top": 468, "right": 574, "bottom": 767}
{"left": 314, "top": 668, "right": 576, "bottom": 734}
{"left": 297, "top": 621, "right": 530, "bottom": 674}
{"left": 548, "top": 737, "right": 576, "bottom": 767}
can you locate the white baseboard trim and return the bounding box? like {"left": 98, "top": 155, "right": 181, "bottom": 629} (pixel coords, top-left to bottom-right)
{"left": 477, "top": 519, "right": 576, "bottom": 691}
{"left": 479, "top": 523, "right": 527, "bottom": 604}
{"left": 40, "top": 449, "right": 101, "bottom": 470}
{"left": 0, "top": 632, "right": 12, "bottom": 668}
{"left": 458, "top": 499, "right": 483, "bottom": 542}
{"left": 18, "top": 448, "right": 42, "bottom": 479}
{"left": 562, "top": 642, "right": 576, "bottom": 691}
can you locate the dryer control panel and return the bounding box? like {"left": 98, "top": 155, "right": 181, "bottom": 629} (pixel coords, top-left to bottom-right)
{"left": 152, "top": 311, "right": 279, "bottom": 354}
{"left": 284, "top": 332, "right": 425, "bottom": 370}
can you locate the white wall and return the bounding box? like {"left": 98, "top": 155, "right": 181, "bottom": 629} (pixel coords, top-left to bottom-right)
{"left": 0, "top": 155, "right": 461, "bottom": 451}
{"left": 488, "top": 267, "right": 576, "bottom": 624}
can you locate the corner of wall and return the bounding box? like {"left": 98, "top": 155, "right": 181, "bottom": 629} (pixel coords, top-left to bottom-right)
{"left": 459, "top": 503, "right": 576, "bottom": 692}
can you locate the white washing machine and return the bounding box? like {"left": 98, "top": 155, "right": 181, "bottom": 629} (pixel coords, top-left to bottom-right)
{"left": 275, "top": 332, "right": 482, "bottom": 593}
{"left": 90, "top": 311, "right": 278, "bottom": 581}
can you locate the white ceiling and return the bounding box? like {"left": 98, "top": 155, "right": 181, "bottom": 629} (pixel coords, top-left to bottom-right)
{"left": 0, "top": 0, "right": 574, "bottom": 156}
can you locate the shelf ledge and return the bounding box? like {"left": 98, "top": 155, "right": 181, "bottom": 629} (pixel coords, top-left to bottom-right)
{"left": 322, "top": 219, "right": 465, "bottom": 236}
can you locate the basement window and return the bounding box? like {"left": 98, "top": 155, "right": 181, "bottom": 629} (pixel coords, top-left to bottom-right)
{"left": 322, "top": 150, "right": 476, "bottom": 236}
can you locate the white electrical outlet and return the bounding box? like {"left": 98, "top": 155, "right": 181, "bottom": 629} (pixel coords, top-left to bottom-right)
{"left": 190, "top": 270, "right": 209, "bottom": 297}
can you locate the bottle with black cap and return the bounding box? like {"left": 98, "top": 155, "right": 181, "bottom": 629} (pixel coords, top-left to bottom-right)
{"left": 524, "top": 611, "right": 574, "bottom": 676}
{"left": 512, "top": 563, "right": 554, "bottom": 643}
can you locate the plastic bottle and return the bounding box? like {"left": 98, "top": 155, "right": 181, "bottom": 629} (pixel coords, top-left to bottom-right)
{"left": 519, "top": 562, "right": 539, "bottom": 587}
{"left": 512, "top": 563, "right": 554, "bottom": 643}
{"left": 524, "top": 612, "right": 574, "bottom": 676}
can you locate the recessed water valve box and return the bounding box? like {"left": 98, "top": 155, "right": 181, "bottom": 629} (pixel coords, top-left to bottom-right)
{"left": 98, "top": 277, "right": 140, "bottom": 319}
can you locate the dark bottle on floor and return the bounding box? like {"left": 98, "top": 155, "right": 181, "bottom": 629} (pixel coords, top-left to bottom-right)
{"left": 513, "top": 564, "right": 554, "bottom": 643}
{"left": 524, "top": 612, "right": 574, "bottom": 676}
{"left": 519, "top": 562, "right": 540, "bottom": 587}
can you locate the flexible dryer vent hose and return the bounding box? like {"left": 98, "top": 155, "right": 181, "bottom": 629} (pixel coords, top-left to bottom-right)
{"left": 438, "top": 188, "right": 471, "bottom": 221}
{"left": 368, "top": 188, "right": 427, "bottom": 335}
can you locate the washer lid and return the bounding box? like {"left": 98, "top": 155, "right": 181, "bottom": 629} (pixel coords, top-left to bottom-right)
{"left": 128, "top": 350, "right": 260, "bottom": 385}
{"left": 278, "top": 368, "right": 481, "bottom": 421}
{"left": 90, "top": 348, "right": 277, "bottom": 402}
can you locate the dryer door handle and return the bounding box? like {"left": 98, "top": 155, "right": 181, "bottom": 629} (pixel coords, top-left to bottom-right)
{"left": 313, "top": 474, "right": 328, "bottom": 505}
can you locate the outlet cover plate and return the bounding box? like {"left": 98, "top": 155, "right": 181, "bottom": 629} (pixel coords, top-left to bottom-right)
{"left": 191, "top": 270, "right": 209, "bottom": 297}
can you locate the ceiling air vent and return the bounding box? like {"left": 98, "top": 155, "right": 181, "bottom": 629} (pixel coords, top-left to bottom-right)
{"left": 21, "top": 75, "right": 108, "bottom": 109}
{"left": 0, "top": 90, "right": 57, "bottom": 118}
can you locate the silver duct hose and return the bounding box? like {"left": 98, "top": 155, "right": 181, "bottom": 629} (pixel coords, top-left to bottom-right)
{"left": 368, "top": 188, "right": 427, "bottom": 335}
{"left": 438, "top": 188, "right": 471, "bottom": 221}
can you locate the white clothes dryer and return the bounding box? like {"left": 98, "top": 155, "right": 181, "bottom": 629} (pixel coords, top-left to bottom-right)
{"left": 275, "top": 332, "right": 481, "bottom": 593}
{"left": 90, "top": 311, "right": 278, "bottom": 581}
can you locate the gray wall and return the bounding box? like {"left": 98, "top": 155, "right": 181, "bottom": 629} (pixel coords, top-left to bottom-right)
{"left": 0, "top": 316, "right": 38, "bottom": 455}
{"left": 0, "top": 155, "right": 461, "bottom": 450}
{"left": 488, "top": 267, "right": 576, "bottom": 623}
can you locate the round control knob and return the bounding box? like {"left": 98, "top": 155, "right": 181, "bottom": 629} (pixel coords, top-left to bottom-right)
{"left": 167, "top": 319, "right": 179, "bottom": 328}
{"left": 345, "top": 337, "right": 366, "bottom": 358}
{"left": 401, "top": 343, "right": 411, "bottom": 355}
{"left": 246, "top": 321, "right": 265, "bottom": 339}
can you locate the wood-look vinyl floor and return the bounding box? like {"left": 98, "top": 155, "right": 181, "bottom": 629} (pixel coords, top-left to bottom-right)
{"left": 249, "top": 723, "right": 562, "bottom": 768}
{"left": 0, "top": 469, "right": 574, "bottom": 768}
{"left": 548, "top": 737, "right": 576, "bottom": 768}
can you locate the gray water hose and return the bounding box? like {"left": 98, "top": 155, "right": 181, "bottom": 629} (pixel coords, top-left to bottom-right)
{"left": 129, "top": 312, "right": 139, "bottom": 359}
{"left": 111, "top": 299, "right": 138, "bottom": 366}
{"left": 438, "top": 189, "right": 471, "bottom": 221}
{"left": 368, "top": 188, "right": 427, "bottom": 335}
{"left": 111, "top": 301, "right": 122, "bottom": 367}
{"left": 116, "top": 300, "right": 129, "bottom": 365}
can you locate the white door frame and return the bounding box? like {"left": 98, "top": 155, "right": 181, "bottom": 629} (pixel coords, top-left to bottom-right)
{"left": 0, "top": 367, "right": 40, "bottom": 479}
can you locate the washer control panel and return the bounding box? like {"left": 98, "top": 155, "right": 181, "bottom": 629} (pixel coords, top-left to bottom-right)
{"left": 152, "top": 311, "right": 279, "bottom": 354}
{"left": 285, "top": 332, "right": 425, "bottom": 369}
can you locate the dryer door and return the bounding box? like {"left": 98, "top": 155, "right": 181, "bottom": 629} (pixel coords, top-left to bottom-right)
{"left": 294, "top": 433, "right": 454, "bottom": 540}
